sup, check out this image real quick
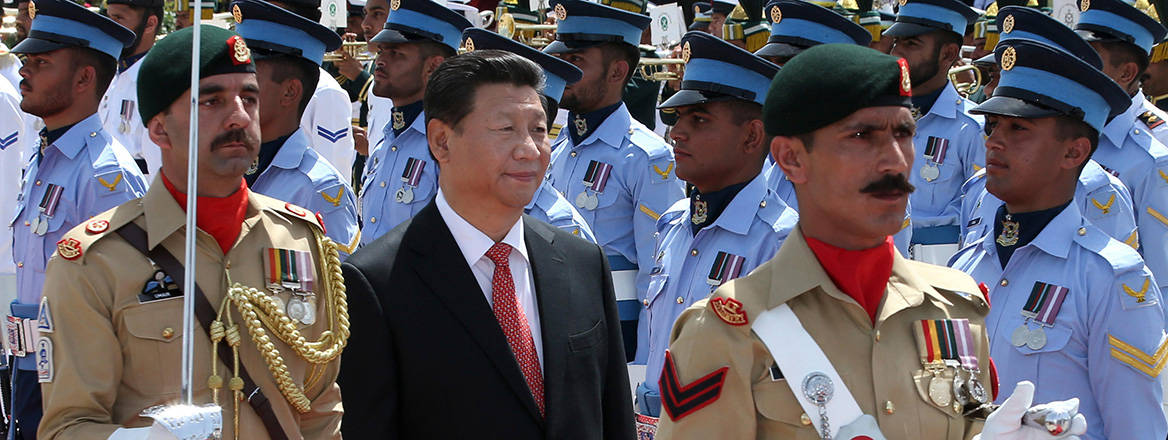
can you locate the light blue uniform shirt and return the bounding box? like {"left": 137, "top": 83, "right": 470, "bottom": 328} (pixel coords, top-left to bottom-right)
{"left": 524, "top": 179, "right": 597, "bottom": 243}
{"left": 1092, "top": 97, "right": 1168, "bottom": 297}
{"left": 950, "top": 202, "right": 1167, "bottom": 440}
{"left": 908, "top": 84, "right": 986, "bottom": 244}
{"left": 958, "top": 161, "right": 1137, "bottom": 250}
{"left": 546, "top": 103, "right": 685, "bottom": 326}
{"left": 765, "top": 162, "right": 913, "bottom": 254}
{"left": 358, "top": 110, "right": 435, "bottom": 245}
{"left": 634, "top": 171, "right": 796, "bottom": 417}
{"left": 11, "top": 113, "right": 147, "bottom": 306}
{"left": 250, "top": 128, "right": 360, "bottom": 258}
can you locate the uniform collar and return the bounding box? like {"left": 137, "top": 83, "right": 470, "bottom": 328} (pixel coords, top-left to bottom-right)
{"left": 269, "top": 128, "right": 310, "bottom": 170}
{"left": 391, "top": 100, "right": 425, "bottom": 138}
{"left": 46, "top": 113, "right": 104, "bottom": 160}
{"left": 767, "top": 227, "right": 930, "bottom": 325}
{"left": 567, "top": 101, "right": 623, "bottom": 146}
{"left": 246, "top": 133, "right": 291, "bottom": 186}
{"left": 382, "top": 106, "right": 427, "bottom": 143}
{"left": 978, "top": 198, "right": 1078, "bottom": 261}
{"left": 118, "top": 51, "right": 147, "bottom": 74}
{"left": 1103, "top": 95, "right": 1142, "bottom": 147}
{"left": 142, "top": 174, "right": 265, "bottom": 251}
{"left": 696, "top": 171, "right": 771, "bottom": 236}
{"left": 922, "top": 82, "right": 961, "bottom": 120}
{"left": 567, "top": 102, "right": 631, "bottom": 149}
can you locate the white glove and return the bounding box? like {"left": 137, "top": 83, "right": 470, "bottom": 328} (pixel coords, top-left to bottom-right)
{"left": 106, "top": 425, "right": 183, "bottom": 440}
{"left": 975, "top": 381, "right": 1087, "bottom": 440}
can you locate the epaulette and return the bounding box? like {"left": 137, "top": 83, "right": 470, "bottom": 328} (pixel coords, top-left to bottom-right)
{"left": 694, "top": 259, "right": 777, "bottom": 332}
{"left": 658, "top": 198, "right": 689, "bottom": 229}
{"left": 54, "top": 197, "right": 144, "bottom": 265}
{"left": 255, "top": 192, "right": 326, "bottom": 234}
{"left": 905, "top": 260, "right": 989, "bottom": 312}
{"left": 1140, "top": 111, "right": 1166, "bottom": 130}
{"left": 626, "top": 121, "right": 672, "bottom": 161}
{"left": 756, "top": 193, "right": 798, "bottom": 234}
{"left": 1074, "top": 221, "right": 1144, "bottom": 274}
{"left": 532, "top": 184, "right": 562, "bottom": 213}
{"left": 960, "top": 167, "right": 988, "bottom": 196}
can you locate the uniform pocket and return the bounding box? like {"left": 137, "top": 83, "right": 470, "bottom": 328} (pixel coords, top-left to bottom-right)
{"left": 754, "top": 376, "right": 814, "bottom": 429}
{"left": 121, "top": 302, "right": 183, "bottom": 395}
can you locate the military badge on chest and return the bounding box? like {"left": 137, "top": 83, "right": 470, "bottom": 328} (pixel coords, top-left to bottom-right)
{"left": 395, "top": 157, "right": 425, "bottom": 204}
{"left": 139, "top": 268, "right": 182, "bottom": 303}
{"left": 997, "top": 214, "right": 1020, "bottom": 247}
{"left": 912, "top": 319, "right": 989, "bottom": 413}
{"left": 920, "top": 136, "right": 949, "bottom": 182}
{"left": 30, "top": 183, "right": 63, "bottom": 236}
{"left": 119, "top": 100, "right": 135, "bottom": 134}
{"left": 573, "top": 114, "right": 587, "bottom": 136}
{"left": 1010, "top": 282, "right": 1069, "bottom": 350}
{"left": 706, "top": 251, "right": 745, "bottom": 291}
{"left": 575, "top": 160, "right": 612, "bottom": 211}
{"left": 263, "top": 248, "right": 318, "bottom": 326}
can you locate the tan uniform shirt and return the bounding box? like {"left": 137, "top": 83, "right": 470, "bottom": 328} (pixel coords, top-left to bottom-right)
{"left": 655, "top": 228, "right": 992, "bottom": 440}
{"left": 37, "top": 181, "right": 344, "bottom": 440}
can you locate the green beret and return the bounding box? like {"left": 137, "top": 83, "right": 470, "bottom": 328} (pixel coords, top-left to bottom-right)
{"left": 763, "top": 43, "right": 912, "bottom": 136}
{"left": 138, "top": 25, "right": 257, "bottom": 124}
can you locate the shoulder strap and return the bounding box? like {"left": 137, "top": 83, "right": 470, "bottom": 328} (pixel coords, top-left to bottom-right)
{"left": 752, "top": 304, "right": 865, "bottom": 439}
{"left": 113, "top": 222, "right": 289, "bottom": 440}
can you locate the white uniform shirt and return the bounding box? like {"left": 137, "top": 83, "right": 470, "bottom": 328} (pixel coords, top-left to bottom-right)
{"left": 0, "top": 75, "right": 26, "bottom": 278}
{"left": 302, "top": 68, "right": 356, "bottom": 183}
{"left": 98, "top": 59, "right": 162, "bottom": 178}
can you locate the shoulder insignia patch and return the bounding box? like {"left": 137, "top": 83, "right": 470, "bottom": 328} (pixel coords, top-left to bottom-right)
{"left": 710, "top": 297, "right": 748, "bottom": 326}
{"left": 1122, "top": 276, "right": 1154, "bottom": 308}
{"left": 85, "top": 219, "right": 109, "bottom": 234}
{"left": 316, "top": 126, "right": 349, "bottom": 143}
{"left": 35, "top": 336, "right": 52, "bottom": 383}
{"left": 1140, "top": 111, "right": 1165, "bottom": 129}
{"left": 1109, "top": 333, "right": 1168, "bottom": 378}
{"left": 659, "top": 350, "right": 729, "bottom": 421}
{"left": 0, "top": 131, "right": 17, "bottom": 150}
{"left": 56, "top": 238, "right": 82, "bottom": 260}
{"left": 652, "top": 162, "right": 674, "bottom": 180}
{"left": 96, "top": 173, "right": 122, "bottom": 192}
{"left": 321, "top": 186, "right": 345, "bottom": 207}
{"left": 1091, "top": 194, "right": 1115, "bottom": 214}
{"left": 37, "top": 297, "right": 52, "bottom": 333}
{"left": 1159, "top": 169, "right": 1168, "bottom": 185}
{"left": 285, "top": 202, "right": 308, "bottom": 217}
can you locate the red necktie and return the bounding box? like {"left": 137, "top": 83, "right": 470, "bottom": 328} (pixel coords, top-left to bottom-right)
{"left": 485, "top": 242, "right": 545, "bottom": 416}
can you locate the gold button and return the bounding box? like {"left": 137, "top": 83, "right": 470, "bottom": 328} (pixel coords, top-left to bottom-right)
{"left": 628, "top": 128, "right": 634, "bottom": 134}
{"left": 391, "top": 146, "right": 397, "bottom": 151}
{"left": 642, "top": 299, "right": 649, "bottom": 307}
{"left": 1078, "top": 227, "right": 1087, "bottom": 236}
{"left": 1135, "top": 129, "right": 1143, "bottom": 135}
{"left": 875, "top": 330, "right": 881, "bottom": 341}
{"left": 89, "top": 132, "right": 97, "bottom": 137}
{"left": 676, "top": 296, "right": 684, "bottom": 304}
{"left": 370, "top": 217, "right": 377, "bottom": 223}
{"left": 16, "top": 262, "right": 22, "bottom": 268}
{"left": 885, "top": 400, "right": 895, "bottom": 414}
{"left": 1000, "top": 279, "right": 1008, "bottom": 287}
{"left": 35, "top": 180, "right": 41, "bottom": 186}
{"left": 162, "top": 328, "right": 174, "bottom": 339}
{"left": 800, "top": 413, "right": 812, "bottom": 425}
{"left": 380, "top": 181, "right": 386, "bottom": 188}
{"left": 570, "top": 151, "right": 578, "bottom": 157}
{"left": 23, "top": 221, "right": 29, "bottom": 226}
{"left": 759, "top": 201, "right": 767, "bottom": 208}
{"left": 690, "top": 249, "right": 698, "bottom": 256}
{"left": 953, "top": 402, "right": 961, "bottom": 413}
{"left": 225, "top": 261, "right": 231, "bottom": 269}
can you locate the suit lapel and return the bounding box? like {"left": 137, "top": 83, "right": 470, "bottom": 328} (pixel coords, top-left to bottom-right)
{"left": 405, "top": 203, "right": 545, "bottom": 425}
{"left": 525, "top": 219, "right": 570, "bottom": 420}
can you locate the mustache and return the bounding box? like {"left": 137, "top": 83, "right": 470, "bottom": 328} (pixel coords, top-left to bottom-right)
{"left": 210, "top": 128, "right": 257, "bottom": 150}
{"left": 860, "top": 173, "right": 915, "bottom": 195}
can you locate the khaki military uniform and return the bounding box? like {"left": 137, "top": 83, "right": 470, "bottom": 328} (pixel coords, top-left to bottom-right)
{"left": 37, "top": 180, "right": 344, "bottom": 440}
{"left": 655, "top": 227, "right": 992, "bottom": 440}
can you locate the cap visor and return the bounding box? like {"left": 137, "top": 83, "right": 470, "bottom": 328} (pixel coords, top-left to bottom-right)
{"left": 754, "top": 42, "right": 804, "bottom": 58}
{"left": 971, "top": 96, "right": 1063, "bottom": 119}
{"left": 370, "top": 28, "right": 428, "bottom": 45}
{"left": 11, "top": 37, "right": 68, "bottom": 55}
{"left": 882, "top": 21, "right": 937, "bottom": 38}
{"left": 543, "top": 39, "right": 605, "bottom": 54}
{"left": 658, "top": 89, "right": 738, "bottom": 109}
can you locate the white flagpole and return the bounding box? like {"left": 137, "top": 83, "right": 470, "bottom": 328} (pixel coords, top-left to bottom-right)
{"left": 181, "top": 1, "right": 203, "bottom": 406}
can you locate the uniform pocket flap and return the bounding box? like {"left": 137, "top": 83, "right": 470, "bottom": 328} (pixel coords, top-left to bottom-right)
{"left": 122, "top": 303, "right": 183, "bottom": 343}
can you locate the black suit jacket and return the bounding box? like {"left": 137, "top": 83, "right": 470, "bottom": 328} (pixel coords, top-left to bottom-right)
{"left": 338, "top": 202, "right": 635, "bottom": 439}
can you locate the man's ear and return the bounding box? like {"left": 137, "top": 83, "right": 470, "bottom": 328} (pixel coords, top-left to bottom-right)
{"left": 939, "top": 39, "right": 961, "bottom": 67}
{"left": 145, "top": 14, "right": 159, "bottom": 38}
{"left": 283, "top": 77, "right": 303, "bottom": 108}
{"left": 147, "top": 113, "right": 172, "bottom": 151}
{"left": 423, "top": 55, "right": 446, "bottom": 79}
{"left": 772, "top": 135, "right": 810, "bottom": 184}
{"left": 607, "top": 59, "right": 630, "bottom": 85}
{"left": 742, "top": 119, "right": 767, "bottom": 155}
{"left": 427, "top": 117, "right": 451, "bottom": 164}
{"left": 74, "top": 65, "right": 97, "bottom": 96}
{"left": 1061, "top": 136, "right": 1092, "bottom": 171}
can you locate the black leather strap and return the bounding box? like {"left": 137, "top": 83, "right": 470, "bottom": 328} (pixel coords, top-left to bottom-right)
{"left": 114, "top": 222, "right": 289, "bottom": 440}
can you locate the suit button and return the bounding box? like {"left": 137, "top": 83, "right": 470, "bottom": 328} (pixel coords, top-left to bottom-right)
{"left": 885, "top": 401, "right": 895, "bottom": 414}
{"left": 690, "top": 249, "right": 698, "bottom": 256}
{"left": 800, "top": 413, "right": 811, "bottom": 425}
{"left": 1000, "top": 279, "right": 1008, "bottom": 287}
{"left": 370, "top": 217, "right": 377, "bottom": 223}
{"left": 162, "top": 328, "right": 174, "bottom": 339}
{"left": 676, "top": 296, "right": 684, "bottom": 304}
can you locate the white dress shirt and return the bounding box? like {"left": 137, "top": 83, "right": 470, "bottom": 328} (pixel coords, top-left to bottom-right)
{"left": 436, "top": 190, "right": 544, "bottom": 370}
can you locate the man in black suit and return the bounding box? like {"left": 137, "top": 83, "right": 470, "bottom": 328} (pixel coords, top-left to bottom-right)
{"left": 338, "top": 50, "right": 636, "bottom": 439}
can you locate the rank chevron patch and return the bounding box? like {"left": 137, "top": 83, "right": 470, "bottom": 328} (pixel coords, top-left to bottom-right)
{"left": 0, "top": 131, "right": 17, "bottom": 150}
{"left": 659, "top": 350, "right": 729, "bottom": 421}
{"left": 1109, "top": 333, "right": 1168, "bottom": 378}
{"left": 316, "top": 126, "right": 348, "bottom": 143}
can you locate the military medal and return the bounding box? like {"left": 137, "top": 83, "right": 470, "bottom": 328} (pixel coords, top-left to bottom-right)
{"left": 801, "top": 372, "right": 834, "bottom": 439}
{"left": 119, "top": 100, "right": 134, "bottom": 134}
{"left": 920, "top": 137, "right": 949, "bottom": 182}
{"left": 996, "top": 214, "right": 1020, "bottom": 247}
{"left": 575, "top": 160, "right": 611, "bottom": 211}
{"left": 914, "top": 319, "right": 981, "bottom": 408}
{"left": 396, "top": 157, "right": 425, "bottom": 204}
{"left": 34, "top": 184, "right": 63, "bottom": 236}
{"left": 1017, "top": 282, "right": 1069, "bottom": 350}
{"left": 691, "top": 197, "right": 708, "bottom": 224}
{"left": 706, "top": 251, "right": 745, "bottom": 288}
{"left": 573, "top": 114, "right": 587, "bottom": 137}
{"left": 1011, "top": 325, "right": 1031, "bottom": 347}
{"left": 264, "top": 248, "right": 317, "bottom": 326}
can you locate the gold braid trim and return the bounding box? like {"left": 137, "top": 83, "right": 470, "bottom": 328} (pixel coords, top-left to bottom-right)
{"left": 224, "top": 233, "right": 350, "bottom": 414}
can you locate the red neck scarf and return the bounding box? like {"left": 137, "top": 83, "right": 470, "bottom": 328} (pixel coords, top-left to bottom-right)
{"left": 161, "top": 174, "right": 249, "bottom": 255}
{"left": 804, "top": 235, "right": 895, "bottom": 324}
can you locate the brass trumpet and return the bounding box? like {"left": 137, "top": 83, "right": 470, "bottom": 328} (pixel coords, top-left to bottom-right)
{"left": 497, "top": 13, "right": 557, "bottom": 48}
{"left": 948, "top": 64, "right": 983, "bottom": 98}
{"left": 637, "top": 58, "right": 686, "bottom": 82}
{"left": 323, "top": 41, "right": 374, "bottom": 63}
